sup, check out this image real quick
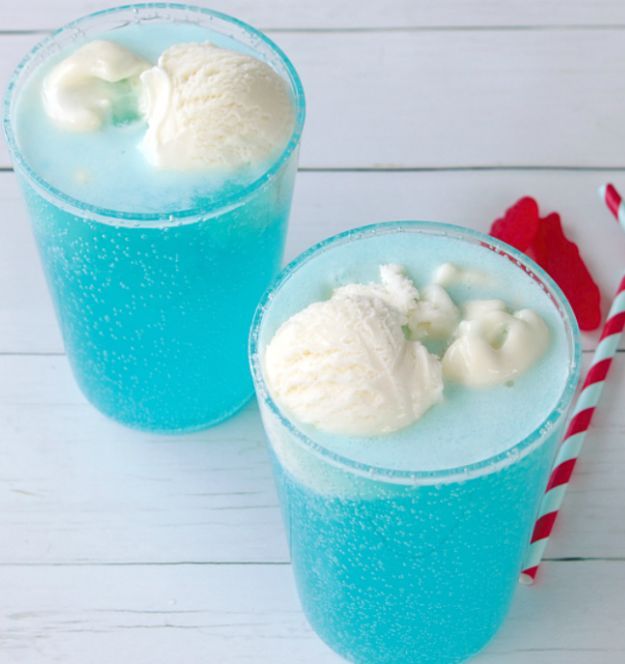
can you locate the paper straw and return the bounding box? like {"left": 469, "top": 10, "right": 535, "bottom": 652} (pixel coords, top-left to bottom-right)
{"left": 520, "top": 184, "right": 625, "bottom": 584}
{"left": 600, "top": 183, "right": 625, "bottom": 231}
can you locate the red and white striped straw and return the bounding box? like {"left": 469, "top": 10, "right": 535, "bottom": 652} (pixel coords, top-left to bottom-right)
{"left": 520, "top": 183, "right": 625, "bottom": 584}
{"left": 601, "top": 183, "right": 625, "bottom": 231}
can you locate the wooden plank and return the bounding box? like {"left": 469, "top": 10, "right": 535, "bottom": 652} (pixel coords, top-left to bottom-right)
{"left": 0, "top": 560, "right": 623, "bottom": 663}
{"left": 4, "top": 0, "right": 625, "bottom": 31}
{"left": 1, "top": 352, "right": 623, "bottom": 565}
{"left": 3, "top": 28, "right": 625, "bottom": 169}
{"left": 0, "top": 562, "right": 337, "bottom": 664}
{"left": 0, "top": 367, "right": 287, "bottom": 564}
{"left": 2, "top": 169, "right": 624, "bottom": 354}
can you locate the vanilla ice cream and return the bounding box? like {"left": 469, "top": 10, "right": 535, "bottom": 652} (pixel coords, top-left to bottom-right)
{"left": 42, "top": 40, "right": 149, "bottom": 132}
{"left": 264, "top": 266, "right": 444, "bottom": 437}
{"left": 434, "top": 262, "right": 494, "bottom": 288}
{"left": 264, "top": 263, "right": 552, "bottom": 438}
{"left": 442, "top": 300, "right": 550, "bottom": 387}
{"left": 41, "top": 39, "right": 295, "bottom": 172}
{"left": 409, "top": 284, "right": 460, "bottom": 341}
{"left": 139, "top": 42, "right": 295, "bottom": 170}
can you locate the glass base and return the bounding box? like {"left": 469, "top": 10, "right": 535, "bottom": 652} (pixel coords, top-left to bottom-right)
{"left": 73, "top": 366, "right": 255, "bottom": 434}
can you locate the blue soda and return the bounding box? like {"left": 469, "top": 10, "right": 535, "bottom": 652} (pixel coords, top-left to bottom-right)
{"left": 4, "top": 6, "right": 304, "bottom": 431}
{"left": 251, "top": 223, "right": 580, "bottom": 663}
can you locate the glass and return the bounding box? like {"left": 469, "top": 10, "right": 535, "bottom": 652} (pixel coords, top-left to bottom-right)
{"left": 3, "top": 3, "right": 305, "bottom": 432}
{"left": 250, "top": 222, "right": 581, "bottom": 664}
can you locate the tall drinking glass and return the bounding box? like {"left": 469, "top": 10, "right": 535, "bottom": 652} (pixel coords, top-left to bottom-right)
{"left": 250, "top": 222, "right": 581, "bottom": 663}
{"left": 3, "top": 4, "right": 305, "bottom": 432}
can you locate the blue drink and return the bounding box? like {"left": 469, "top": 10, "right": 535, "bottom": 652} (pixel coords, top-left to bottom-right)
{"left": 250, "top": 223, "right": 580, "bottom": 663}
{"left": 3, "top": 4, "right": 305, "bottom": 431}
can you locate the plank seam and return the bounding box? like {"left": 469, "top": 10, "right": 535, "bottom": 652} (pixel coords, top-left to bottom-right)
{"left": 1, "top": 349, "right": 622, "bottom": 358}
{"left": 0, "top": 557, "right": 622, "bottom": 568}
{"left": 9, "top": 25, "right": 625, "bottom": 36}
{"left": 4, "top": 166, "right": 625, "bottom": 174}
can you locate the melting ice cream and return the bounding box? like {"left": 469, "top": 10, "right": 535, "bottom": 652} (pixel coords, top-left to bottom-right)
{"left": 42, "top": 39, "right": 295, "bottom": 171}
{"left": 264, "top": 264, "right": 551, "bottom": 437}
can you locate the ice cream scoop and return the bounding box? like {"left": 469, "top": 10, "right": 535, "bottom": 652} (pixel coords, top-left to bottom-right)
{"left": 264, "top": 264, "right": 552, "bottom": 437}
{"left": 41, "top": 39, "right": 295, "bottom": 172}
{"left": 442, "top": 300, "right": 550, "bottom": 387}
{"left": 409, "top": 284, "right": 460, "bottom": 341}
{"left": 42, "top": 40, "right": 149, "bottom": 132}
{"left": 139, "top": 42, "right": 295, "bottom": 170}
{"left": 264, "top": 267, "right": 444, "bottom": 437}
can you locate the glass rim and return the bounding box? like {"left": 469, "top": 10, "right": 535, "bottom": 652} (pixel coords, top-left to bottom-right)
{"left": 2, "top": 2, "right": 306, "bottom": 228}
{"left": 249, "top": 221, "right": 582, "bottom": 486}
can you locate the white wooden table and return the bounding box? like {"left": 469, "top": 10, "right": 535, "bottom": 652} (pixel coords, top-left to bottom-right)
{"left": 2, "top": 2, "right": 625, "bottom": 662}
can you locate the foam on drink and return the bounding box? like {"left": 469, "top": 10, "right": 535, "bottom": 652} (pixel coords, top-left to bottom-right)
{"left": 257, "top": 228, "right": 571, "bottom": 475}
{"left": 14, "top": 22, "right": 296, "bottom": 213}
